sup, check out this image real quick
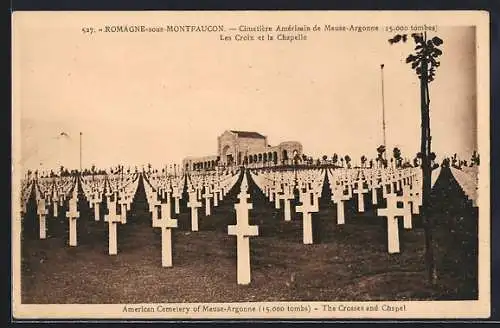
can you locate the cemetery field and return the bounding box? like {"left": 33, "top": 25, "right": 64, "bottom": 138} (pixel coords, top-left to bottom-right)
{"left": 20, "top": 168, "right": 477, "bottom": 303}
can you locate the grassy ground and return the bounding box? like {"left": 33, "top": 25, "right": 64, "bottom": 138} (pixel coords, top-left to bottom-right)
{"left": 20, "top": 167, "right": 478, "bottom": 303}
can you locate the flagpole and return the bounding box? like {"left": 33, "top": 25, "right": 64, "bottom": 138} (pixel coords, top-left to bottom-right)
{"left": 79, "top": 132, "right": 82, "bottom": 172}
{"left": 380, "top": 64, "right": 387, "bottom": 161}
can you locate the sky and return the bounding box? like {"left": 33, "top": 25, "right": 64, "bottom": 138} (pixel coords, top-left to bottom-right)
{"left": 13, "top": 12, "right": 478, "bottom": 172}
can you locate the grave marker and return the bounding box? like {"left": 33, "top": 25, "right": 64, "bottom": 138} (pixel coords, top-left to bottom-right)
{"left": 203, "top": 188, "right": 213, "bottom": 216}
{"left": 228, "top": 186, "right": 258, "bottom": 285}
{"left": 187, "top": 190, "right": 202, "bottom": 231}
{"left": 353, "top": 180, "right": 369, "bottom": 213}
{"left": 156, "top": 201, "right": 178, "bottom": 267}
{"left": 37, "top": 198, "right": 48, "bottom": 239}
{"left": 377, "top": 193, "right": 404, "bottom": 254}
{"left": 295, "top": 190, "right": 319, "bottom": 244}
{"left": 65, "top": 197, "right": 80, "bottom": 247}
{"left": 104, "top": 199, "right": 121, "bottom": 255}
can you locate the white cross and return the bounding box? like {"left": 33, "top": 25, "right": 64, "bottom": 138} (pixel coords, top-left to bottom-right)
{"left": 196, "top": 186, "right": 202, "bottom": 200}
{"left": 399, "top": 186, "right": 415, "bottom": 229}
{"left": 104, "top": 199, "right": 121, "bottom": 255}
{"left": 407, "top": 184, "right": 422, "bottom": 214}
{"left": 118, "top": 194, "right": 128, "bottom": 224}
{"left": 280, "top": 186, "right": 295, "bottom": 222}
{"left": 37, "top": 198, "right": 48, "bottom": 239}
{"left": 202, "top": 188, "right": 213, "bottom": 216}
{"left": 187, "top": 190, "right": 202, "bottom": 231}
{"left": 172, "top": 187, "right": 181, "bottom": 214}
{"left": 381, "top": 175, "right": 392, "bottom": 198}
{"left": 154, "top": 201, "right": 178, "bottom": 267}
{"left": 212, "top": 186, "right": 220, "bottom": 207}
{"left": 149, "top": 193, "right": 161, "bottom": 224}
{"left": 65, "top": 197, "right": 80, "bottom": 247}
{"left": 51, "top": 193, "right": 59, "bottom": 218}
{"left": 228, "top": 189, "right": 258, "bottom": 285}
{"left": 352, "top": 180, "right": 369, "bottom": 213}
{"left": 331, "top": 187, "right": 350, "bottom": 225}
{"left": 274, "top": 184, "right": 284, "bottom": 209}
{"left": 89, "top": 191, "right": 95, "bottom": 209}
{"left": 370, "top": 178, "right": 379, "bottom": 205}
{"left": 396, "top": 177, "right": 403, "bottom": 192}
{"left": 105, "top": 193, "right": 116, "bottom": 221}
{"left": 295, "top": 189, "right": 319, "bottom": 244}
{"left": 377, "top": 193, "right": 405, "bottom": 254}
{"left": 92, "top": 192, "right": 102, "bottom": 221}
{"left": 269, "top": 186, "right": 276, "bottom": 203}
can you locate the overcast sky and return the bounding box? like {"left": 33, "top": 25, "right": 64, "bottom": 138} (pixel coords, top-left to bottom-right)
{"left": 13, "top": 12, "right": 478, "bottom": 172}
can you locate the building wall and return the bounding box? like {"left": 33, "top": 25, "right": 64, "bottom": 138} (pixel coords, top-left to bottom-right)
{"left": 236, "top": 137, "right": 267, "bottom": 153}
{"left": 184, "top": 132, "right": 303, "bottom": 170}
{"left": 218, "top": 131, "right": 268, "bottom": 165}
{"left": 276, "top": 141, "right": 303, "bottom": 163}
{"left": 233, "top": 137, "right": 268, "bottom": 165}
{"left": 243, "top": 141, "right": 303, "bottom": 166}
{"left": 218, "top": 131, "right": 237, "bottom": 164}
{"left": 182, "top": 155, "right": 219, "bottom": 171}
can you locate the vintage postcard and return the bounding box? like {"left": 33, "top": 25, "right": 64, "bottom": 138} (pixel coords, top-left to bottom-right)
{"left": 11, "top": 10, "right": 490, "bottom": 319}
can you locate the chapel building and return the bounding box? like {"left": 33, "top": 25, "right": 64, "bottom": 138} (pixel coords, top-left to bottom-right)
{"left": 182, "top": 130, "right": 303, "bottom": 171}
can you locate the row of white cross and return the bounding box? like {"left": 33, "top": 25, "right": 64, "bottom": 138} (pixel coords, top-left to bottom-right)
{"left": 32, "top": 182, "right": 80, "bottom": 243}
{"left": 142, "top": 170, "right": 241, "bottom": 266}
{"left": 23, "top": 176, "right": 76, "bottom": 217}
{"left": 250, "top": 167, "right": 424, "bottom": 254}
{"left": 21, "top": 163, "right": 480, "bottom": 287}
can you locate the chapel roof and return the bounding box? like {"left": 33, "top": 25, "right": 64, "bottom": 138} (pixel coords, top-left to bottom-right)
{"left": 230, "top": 130, "right": 266, "bottom": 139}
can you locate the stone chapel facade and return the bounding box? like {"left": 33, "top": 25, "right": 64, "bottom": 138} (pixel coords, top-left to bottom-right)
{"left": 182, "top": 130, "right": 303, "bottom": 171}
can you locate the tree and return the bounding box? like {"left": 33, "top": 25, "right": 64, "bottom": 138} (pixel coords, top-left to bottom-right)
{"left": 451, "top": 153, "right": 458, "bottom": 168}
{"left": 471, "top": 150, "right": 480, "bottom": 166}
{"left": 393, "top": 147, "right": 402, "bottom": 168}
{"left": 376, "top": 145, "right": 386, "bottom": 168}
{"left": 389, "top": 32, "right": 444, "bottom": 285}
{"left": 332, "top": 153, "right": 338, "bottom": 166}
{"left": 360, "top": 155, "right": 367, "bottom": 168}
{"left": 413, "top": 156, "right": 420, "bottom": 168}
{"left": 344, "top": 155, "right": 351, "bottom": 169}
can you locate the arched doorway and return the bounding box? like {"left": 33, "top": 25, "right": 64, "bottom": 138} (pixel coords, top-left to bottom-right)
{"left": 282, "top": 150, "right": 288, "bottom": 165}
{"left": 222, "top": 145, "right": 231, "bottom": 165}
{"left": 292, "top": 149, "right": 299, "bottom": 165}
